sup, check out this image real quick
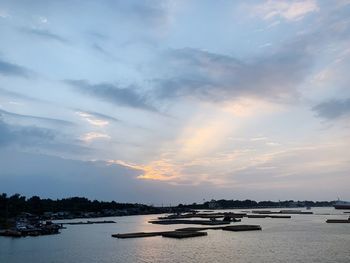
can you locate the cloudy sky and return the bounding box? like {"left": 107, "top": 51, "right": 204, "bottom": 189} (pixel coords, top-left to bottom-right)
{"left": 0, "top": 0, "right": 350, "bottom": 204}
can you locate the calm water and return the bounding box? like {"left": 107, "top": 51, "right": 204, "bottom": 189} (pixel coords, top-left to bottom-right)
{"left": 1, "top": 207, "right": 349, "bottom": 263}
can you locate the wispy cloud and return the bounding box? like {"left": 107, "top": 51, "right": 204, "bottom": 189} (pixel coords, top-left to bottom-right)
{"left": 66, "top": 80, "right": 157, "bottom": 112}
{"left": 107, "top": 0, "right": 173, "bottom": 27}
{"left": 251, "top": 137, "right": 268, "bottom": 141}
{"left": 19, "top": 27, "right": 68, "bottom": 43}
{"left": 0, "top": 109, "right": 74, "bottom": 126}
{"left": 0, "top": 88, "right": 42, "bottom": 102}
{"left": 252, "top": 0, "right": 319, "bottom": 21}
{"left": 80, "top": 132, "right": 110, "bottom": 142}
{"left": 154, "top": 45, "right": 311, "bottom": 103}
{"left": 0, "top": 58, "right": 31, "bottom": 77}
{"left": 91, "top": 43, "right": 118, "bottom": 61}
{"left": 78, "top": 110, "right": 120, "bottom": 123}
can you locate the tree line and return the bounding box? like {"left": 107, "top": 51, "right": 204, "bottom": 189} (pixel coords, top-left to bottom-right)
{"left": 0, "top": 193, "right": 150, "bottom": 219}
{"left": 179, "top": 199, "right": 334, "bottom": 209}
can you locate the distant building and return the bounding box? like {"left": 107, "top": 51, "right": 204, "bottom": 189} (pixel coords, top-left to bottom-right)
{"left": 208, "top": 199, "right": 219, "bottom": 209}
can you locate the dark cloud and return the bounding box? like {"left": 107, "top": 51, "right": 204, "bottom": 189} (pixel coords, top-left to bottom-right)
{"left": 154, "top": 46, "right": 312, "bottom": 103}
{"left": 66, "top": 80, "right": 157, "bottom": 111}
{"left": 0, "top": 149, "right": 140, "bottom": 201}
{"left": 0, "top": 118, "right": 55, "bottom": 147}
{"left": 0, "top": 109, "right": 74, "bottom": 126}
{"left": 0, "top": 119, "right": 14, "bottom": 146}
{"left": 19, "top": 27, "right": 68, "bottom": 43}
{"left": 0, "top": 117, "right": 90, "bottom": 156}
{"left": 312, "top": 98, "right": 350, "bottom": 120}
{"left": 0, "top": 58, "right": 30, "bottom": 77}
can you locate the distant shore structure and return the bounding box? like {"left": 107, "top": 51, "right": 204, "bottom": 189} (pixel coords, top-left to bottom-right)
{"left": 333, "top": 200, "right": 350, "bottom": 210}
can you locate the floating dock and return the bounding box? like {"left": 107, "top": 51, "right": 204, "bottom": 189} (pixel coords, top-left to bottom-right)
{"left": 267, "top": 215, "right": 291, "bottom": 218}
{"left": 326, "top": 219, "right": 350, "bottom": 223}
{"left": 112, "top": 231, "right": 173, "bottom": 238}
{"left": 64, "top": 220, "right": 116, "bottom": 225}
{"left": 112, "top": 230, "right": 208, "bottom": 239}
{"left": 246, "top": 215, "right": 291, "bottom": 219}
{"left": 158, "top": 212, "right": 246, "bottom": 220}
{"left": 149, "top": 219, "right": 231, "bottom": 225}
{"left": 222, "top": 225, "right": 262, "bottom": 231}
{"left": 112, "top": 224, "right": 263, "bottom": 239}
{"left": 252, "top": 210, "right": 312, "bottom": 215}
{"left": 280, "top": 210, "right": 313, "bottom": 215}
{"left": 160, "top": 212, "right": 291, "bottom": 220}
{"left": 175, "top": 226, "right": 224, "bottom": 231}
{"left": 162, "top": 231, "right": 207, "bottom": 239}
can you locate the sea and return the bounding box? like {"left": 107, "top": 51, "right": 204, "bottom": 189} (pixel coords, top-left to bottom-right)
{"left": 0, "top": 207, "right": 349, "bottom": 263}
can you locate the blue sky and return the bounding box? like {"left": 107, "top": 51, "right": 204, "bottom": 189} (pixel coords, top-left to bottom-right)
{"left": 0, "top": 0, "right": 350, "bottom": 204}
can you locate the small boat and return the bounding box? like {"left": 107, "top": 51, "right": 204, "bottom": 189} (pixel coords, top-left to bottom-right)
{"left": 306, "top": 206, "right": 311, "bottom": 210}
{"left": 333, "top": 200, "right": 350, "bottom": 210}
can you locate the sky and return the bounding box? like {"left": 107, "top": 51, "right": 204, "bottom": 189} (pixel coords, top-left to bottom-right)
{"left": 0, "top": 0, "right": 350, "bottom": 204}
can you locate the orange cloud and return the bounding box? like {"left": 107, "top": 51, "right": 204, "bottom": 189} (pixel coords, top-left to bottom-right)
{"left": 108, "top": 159, "right": 180, "bottom": 181}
